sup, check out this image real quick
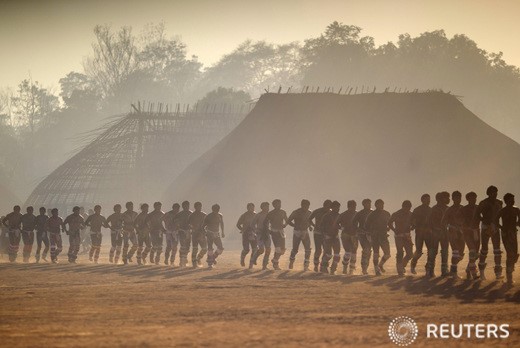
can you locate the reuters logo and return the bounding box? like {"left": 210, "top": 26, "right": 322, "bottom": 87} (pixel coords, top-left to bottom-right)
{"left": 388, "top": 316, "right": 419, "bottom": 346}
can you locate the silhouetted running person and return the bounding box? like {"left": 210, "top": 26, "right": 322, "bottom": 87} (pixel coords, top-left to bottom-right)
{"left": 410, "top": 194, "right": 431, "bottom": 275}
{"left": 427, "top": 192, "right": 450, "bottom": 277}
{"left": 365, "top": 199, "right": 391, "bottom": 276}
{"left": 122, "top": 202, "right": 138, "bottom": 264}
{"left": 163, "top": 203, "right": 180, "bottom": 266}
{"left": 34, "top": 207, "right": 49, "bottom": 263}
{"left": 388, "top": 201, "right": 414, "bottom": 276}
{"left": 175, "top": 201, "right": 192, "bottom": 268}
{"left": 476, "top": 185, "right": 503, "bottom": 280}
{"left": 146, "top": 202, "right": 165, "bottom": 265}
{"left": 250, "top": 202, "right": 271, "bottom": 270}
{"left": 461, "top": 192, "right": 480, "bottom": 280}
{"left": 203, "top": 204, "right": 225, "bottom": 269}
{"left": 442, "top": 191, "right": 465, "bottom": 278}
{"left": 46, "top": 208, "right": 63, "bottom": 263}
{"left": 319, "top": 200, "right": 341, "bottom": 274}
{"left": 236, "top": 203, "right": 257, "bottom": 268}
{"left": 338, "top": 200, "right": 358, "bottom": 275}
{"left": 287, "top": 199, "right": 312, "bottom": 271}
{"left": 21, "top": 206, "right": 36, "bottom": 263}
{"left": 2, "top": 205, "right": 23, "bottom": 262}
{"left": 309, "top": 200, "right": 332, "bottom": 272}
{"left": 63, "top": 206, "right": 85, "bottom": 264}
{"left": 135, "top": 203, "right": 150, "bottom": 265}
{"left": 353, "top": 199, "right": 373, "bottom": 275}
{"left": 189, "top": 202, "right": 208, "bottom": 268}
{"left": 264, "top": 199, "right": 288, "bottom": 270}
{"left": 106, "top": 204, "right": 124, "bottom": 264}
{"left": 497, "top": 193, "right": 520, "bottom": 286}
{"left": 84, "top": 205, "right": 107, "bottom": 264}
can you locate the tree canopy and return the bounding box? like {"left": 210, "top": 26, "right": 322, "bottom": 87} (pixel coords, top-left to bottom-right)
{"left": 1, "top": 21, "right": 520, "bottom": 199}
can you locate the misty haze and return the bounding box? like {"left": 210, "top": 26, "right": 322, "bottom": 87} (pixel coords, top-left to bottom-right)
{"left": 0, "top": 1, "right": 519, "bottom": 347}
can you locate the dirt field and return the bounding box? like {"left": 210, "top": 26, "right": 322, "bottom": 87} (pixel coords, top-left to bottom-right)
{"left": 0, "top": 249, "right": 519, "bottom": 347}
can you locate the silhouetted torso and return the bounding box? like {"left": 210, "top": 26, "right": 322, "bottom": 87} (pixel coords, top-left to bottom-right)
{"left": 21, "top": 213, "right": 36, "bottom": 231}
{"left": 135, "top": 212, "right": 149, "bottom": 231}
{"left": 430, "top": 204, "right": 447, "bottom": 231}
{"left": 443, "top": 204, "right": 464, "bottom": 229}
{"left": 411, "top": 205, "right": 431, "bottom": 230}
{"left": 389, "top": 209, "right": 412, "bottom": 234}
{"left": 310, "top": 207, "right": 330, "bottom": 232}
{"left": 85, "top": 214, "right": 106, "bottom": 233}
{"left": 163, "top": 210, "right": 177, "bottom": 231}
{"left": 204, "top": 212, "right": 222, "bottom": 233}
{"left": 338, "top": 210, "right": 357, "bottom": 235}
{"left": 3, "top": 212, "right": 23, "bottom": 230}
{"left": 498, "top": 206, "right": 520, "bottom": 232}
{"left": 320, "top": 211, "right": 340, "bottom": 238}
{"left": 146, "top": 210, "right": 165, "bottom": 232}
{"left": 353, "top": 209, "right": 372, "bottom": 233}
{"left": 237, "top": 211, "right": 256, "bottom": 232}
{"left": 35, "top": 215, "right": 49, "bottom": 233}
{"left": 64, "top": 214, "right": 85, "bottom": 232}
{"left": 46, "top": 216, "right": 63, "bottom": 234}
{"left": 107, "top": 213, "right": 124, "bottom": 231}
{"left": 365, "top": 210, "right": 391, "bottom": 234}
{"left": 189, "top": 211, "right": 207, "bottom": 232}
{"left": 122, "top": 211, "right": 138, "bottom": 231}
{"left": 461, "top": 204, "right": 479, "bottom": 229}
{"left": 478, "top": 198, "right": 503, "bottom": 225}
{"left": 175, "top": 210, "right": 192, "bottom": 231}
{"left": 265, "top": 209, "right": 287, "bottom": 231}
{"left": 289, "top": 208, "right": 311, "bottom": 231}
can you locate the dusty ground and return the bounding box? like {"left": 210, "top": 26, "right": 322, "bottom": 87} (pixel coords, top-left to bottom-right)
{"left": 0, "top": 249, "right": 519, "bottom": 347}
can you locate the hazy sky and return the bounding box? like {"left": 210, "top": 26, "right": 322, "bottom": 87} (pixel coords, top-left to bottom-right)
{"left": 1, "top": 0, "right": 519, "bottom": 89}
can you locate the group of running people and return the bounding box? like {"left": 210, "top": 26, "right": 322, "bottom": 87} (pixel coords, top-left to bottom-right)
{"left": 1, "top": 201, "right": 225, "bottom": 269}
{"left": 235, "top": 185, "right": 519, "bottom": 285}
{"left": 1, "top": 185, "right": 519, "bottom": 285}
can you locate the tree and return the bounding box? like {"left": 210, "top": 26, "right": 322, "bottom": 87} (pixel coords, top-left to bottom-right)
{"left": 137, "top": 22, "right": 202, "bottom": 101}
{"left": 0, "top": 87, "right": 13, "bottom": 126}
{"left": 59, "top": 72, "right": 99, "bottom": 111}
{"left": 300, "top": 21, "right": 375, "bottom": 87}
{"left": 83, "top": 25, "right": 138, "bottom": 103}
{"left": 11, "top": 79, "right": 59, "bottom": 133}
{"left": 200, "top": 40, "right": 301, "bottom": 97}
{"left": 196, "top": 87, "right": 251, "bottom": 105}
{"left": 298, "top": 22, "right": 520, "bottom": 140}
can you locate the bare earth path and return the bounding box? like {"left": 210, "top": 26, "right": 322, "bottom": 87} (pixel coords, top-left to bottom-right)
{"left": 0, "top": 250, "right": 519, "bottom": 347}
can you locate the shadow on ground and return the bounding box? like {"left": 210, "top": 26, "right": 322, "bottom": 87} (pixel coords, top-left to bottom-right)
{"left": 1, "top": 262, "right": 518, "bottom": 303}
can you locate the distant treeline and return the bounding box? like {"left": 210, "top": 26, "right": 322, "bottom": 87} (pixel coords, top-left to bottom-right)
{"left": 0, "top": 21, "right": 519, "bottom": 200}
